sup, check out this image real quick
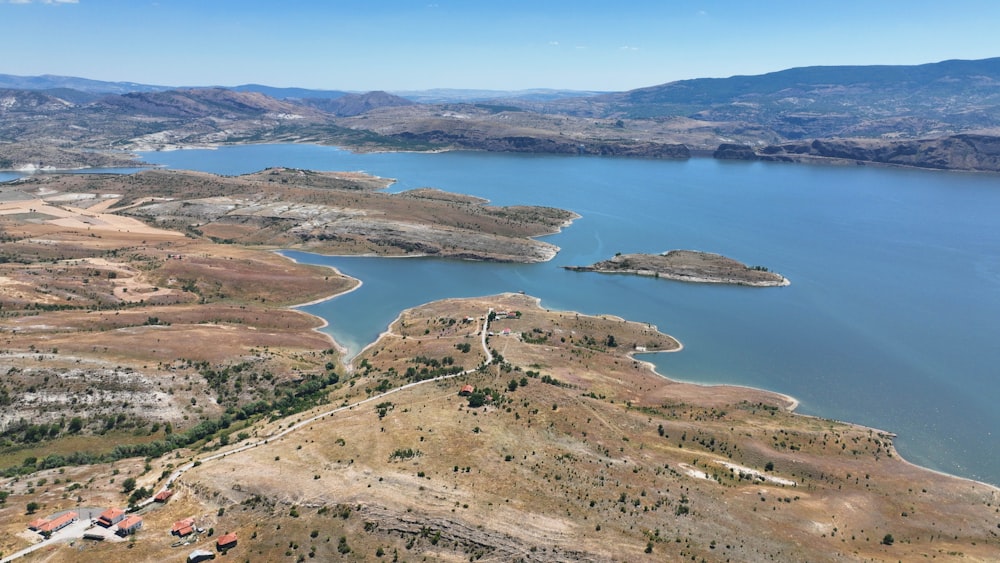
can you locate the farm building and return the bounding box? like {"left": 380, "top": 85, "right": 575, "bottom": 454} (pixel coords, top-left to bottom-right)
{"left": 28, "top": 518, "right": 49, "bottom": 531}
{"left": 116, "top": 515, "right": 143, "bottom": 536}
{"left": 37, "top": 511, "right": 78, "bottom": 535}
{"left": 97, "top": 507, "right": 125, "bottom": 527}
{"left": 459, "top": 384, "right": 474, "bottom": 396}
{"left": 172, "top": 517, "right": 196, "bottom": 537}
{"left": 154, "top": 489, "right": 174, "bottom": 502}
{"left": 216, "top": 532, "right": 238, "bottom": 550}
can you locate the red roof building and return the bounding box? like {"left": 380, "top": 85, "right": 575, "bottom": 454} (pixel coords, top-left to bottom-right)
{"left": 38, "top": 511, "right": 78, "bottom": 534}
{"left": 116, "top": 515, "right": 143, "bottom": 536}
{"left": 154, "top": 489, "right": 174, "bottom": 502}
{"left": 172, "top": 517, "right": 196, "bottom": 537}
{"left": 97, "top": 507, "right": 125, "bottom": 527}
{"left": 28, "top": 517, "right": 49, "bottom": 531}
{"left": 216, "top": 532, "right": 238, "bottom": 550}
{"left": 459, "top": 384, "right": 474, "bottom": 396}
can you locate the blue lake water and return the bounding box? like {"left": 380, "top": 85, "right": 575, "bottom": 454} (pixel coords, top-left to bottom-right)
{"left": 139, "top": 144, "right": 1000, "bottom": 486}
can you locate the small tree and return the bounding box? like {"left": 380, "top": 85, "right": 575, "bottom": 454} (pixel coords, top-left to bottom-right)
{"left": 882, "top": 533, "right": 894, "bottom": 546}
{"left": 26, "top": 501, "right": 40, "bottom": 514}
{"left": 121, "top": 477, "right": 136, "bottom": 493}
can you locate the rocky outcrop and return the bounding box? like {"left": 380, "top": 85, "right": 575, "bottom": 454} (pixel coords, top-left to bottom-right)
{"left": 712, "top": 143, "right": 759, "bottom": 160}
{"left": 732, "top": 134, "right": 1000, "bottom": 172}
{"left": 358, "top": 505, "right": 610, "bottom": 563}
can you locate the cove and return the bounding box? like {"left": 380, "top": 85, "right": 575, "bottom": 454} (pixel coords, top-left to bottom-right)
{"left": 140, "top": 144, "right": 1000, "bottom": 487}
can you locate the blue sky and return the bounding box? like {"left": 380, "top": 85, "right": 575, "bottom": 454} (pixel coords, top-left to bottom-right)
{"left": 2, "top": 0, "right": 998, "bottom": 92}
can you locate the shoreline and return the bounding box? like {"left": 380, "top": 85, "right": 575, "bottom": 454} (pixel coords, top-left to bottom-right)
{"left": 275, "top": 250, "right": 365, "bottom": 364}
{"left": 278, "top": 269, "right": 1000, "bottom": 491}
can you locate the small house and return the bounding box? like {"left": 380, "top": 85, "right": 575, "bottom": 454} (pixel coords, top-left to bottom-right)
{"left": 97, "top": 507, "right": 125, "bottom": 527}
{"left": 216, "top": 532, "right": 238, "bottom": 550}
{"left": 116, "top": 515, "right": 143, "bottom": 536}
{"left": 172, "top": 517, "right": 196, "bottom": 537}
{"left": 154, "top": 489, "right": 174, "bottom": 503}
{"left": 459, "top": 384, "right": 474, "bottom": 396}
{"left": 39, "top": 511, "right": 77, "bottom": 534}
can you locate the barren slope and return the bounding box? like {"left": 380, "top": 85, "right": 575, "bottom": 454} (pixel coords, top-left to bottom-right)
{"left": 7, "top": 294, "right": 997, "bottom": 562}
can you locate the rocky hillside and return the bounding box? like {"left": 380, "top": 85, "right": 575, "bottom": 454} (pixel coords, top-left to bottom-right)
{"left": 715, "top": 134, "right": 1000, "bottom": 172}
{"left": 90, "top": 88, "right": 327, "bottom": 119}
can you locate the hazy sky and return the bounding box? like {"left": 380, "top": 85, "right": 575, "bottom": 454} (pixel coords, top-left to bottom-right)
{"left": 2, "top": 0, "right": 998, "bottom": 92}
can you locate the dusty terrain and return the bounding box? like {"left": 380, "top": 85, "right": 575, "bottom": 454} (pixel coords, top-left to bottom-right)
{"left": 565, "top": 250, "right": 790, "bottom": 287}
{"left": 3, "top": 293, "right": 998, "bottom": 562}
{"left": 0, "top": 166, "right": 577, "bottom": 472}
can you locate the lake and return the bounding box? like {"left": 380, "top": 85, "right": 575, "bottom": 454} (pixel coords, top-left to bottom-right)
{"left": 139, "top": 144, "right": 1000, "bottom": 487}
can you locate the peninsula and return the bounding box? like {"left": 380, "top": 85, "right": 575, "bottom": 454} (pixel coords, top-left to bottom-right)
{"left": 565, "top": 250, "right": 790, "bottom": 286}
{"left": 1, "top": 167, "right": 578, "bottom": 263}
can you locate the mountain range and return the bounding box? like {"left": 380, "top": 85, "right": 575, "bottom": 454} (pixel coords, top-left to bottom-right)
{"left": 2, "top": 56, "right": 1000, "bottom": 171}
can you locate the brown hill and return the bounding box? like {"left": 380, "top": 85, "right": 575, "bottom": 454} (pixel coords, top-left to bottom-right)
{"left": 301, "top": 90, "right": 415, "bottom": 116}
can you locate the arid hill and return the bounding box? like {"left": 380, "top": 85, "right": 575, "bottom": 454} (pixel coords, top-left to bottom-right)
{"left": 565, "top": 250, "right": 789, "bottom": 287}
{"left": 3, "top": 293, "right": 997, "bottom": 562}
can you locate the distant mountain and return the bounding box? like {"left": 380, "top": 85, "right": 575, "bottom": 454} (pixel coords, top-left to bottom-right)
{"left": 89, "top": 88, "right": 326, "bottom": 119}
{"left": 38, "top": 87, "right": 103, "bottom": 104}
{"left": 392, "top": 88, "right": 607, "bottom": 104}
{"left": 230, "top": 84, "right": 350, "bottom": 100}
{"left": 582, "top": 57, "right": 1000, "bottom": 138}
{"left": 300, "top": 91, "right": 414, "bottom": 117}
{"left": 0, "top": 88, "right": 75, "bottom": 113}
{"left": 0, "top": 73, "right": 170, "bottom": 95}
{"left": 609, "top": 57, "right": 1000, "bottom": 107}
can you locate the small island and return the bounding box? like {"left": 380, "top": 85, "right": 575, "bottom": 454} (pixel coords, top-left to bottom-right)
{"left": 564, "top": 250, "right": 790, "bottom": 286}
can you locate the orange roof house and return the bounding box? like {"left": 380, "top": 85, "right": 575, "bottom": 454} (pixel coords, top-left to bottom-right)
{"left": 216, "top": 532, "right": 238, "bottom": 550}
{"left": 97, "top": 507, "right": 125, "bottom": 527}
{"left": 38, "top": 511, "right": 78, "bottom": 534}
{"left": 172, "top": 517, "right": 196, "bottom": 537}
{"left": 459, "top": 384, "right": 474, "bottom": 396}
{"left": 116, "top": 514, "right": 143, "bottom": 536}
{"left": 154, "top": 489, "right": 174, "bottom": 502}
